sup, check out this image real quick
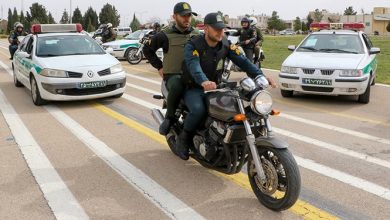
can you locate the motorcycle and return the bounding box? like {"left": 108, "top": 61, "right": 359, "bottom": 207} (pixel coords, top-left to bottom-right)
{"left": 126, "top": 33, "right": 148, "bottom": 65}
{"left": 151, "top": 76, "right": 301, "bottom": 211}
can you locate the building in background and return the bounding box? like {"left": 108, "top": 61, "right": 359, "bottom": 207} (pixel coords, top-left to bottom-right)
{"left": 340, "top": 7, "right": 390, "bottom": 35}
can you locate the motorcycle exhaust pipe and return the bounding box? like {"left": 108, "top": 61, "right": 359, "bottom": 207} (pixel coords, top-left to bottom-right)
{"left": 151, "top": 108, "right": 164, "bottom": 126}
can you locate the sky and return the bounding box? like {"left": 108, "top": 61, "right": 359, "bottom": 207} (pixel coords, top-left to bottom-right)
{"left": 1, "top": 0, "right": 389, "bottom": 26}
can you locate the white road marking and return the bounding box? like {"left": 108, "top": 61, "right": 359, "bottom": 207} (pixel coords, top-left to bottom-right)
{"left": 126, "top": 73, "right": 161, "bottom": 85}
{"left": 45, "top": 105, "right": 205, "bottom": 220}
{"left": 120, "top": 89, "right": 390, "bottom": 201}
{"left": 0, "top": 66, "right": 88, "bottom": 220}
{"left": 279, "top": 113, "right": 390, "bottom": 146}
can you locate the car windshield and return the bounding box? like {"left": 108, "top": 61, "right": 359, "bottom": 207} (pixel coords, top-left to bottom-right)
{"left": 125, "top": 30, "right": 147, "bottom": 40}
{"left": 297, "top": 34, "right": 364, "bottom": 54}
{"left": 36, "top": 35, "right": 105, "bottom": 57}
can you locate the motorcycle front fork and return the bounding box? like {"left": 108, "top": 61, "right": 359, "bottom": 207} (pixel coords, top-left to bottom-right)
{"left": 236, "top": 98, "right": 267, "bottom": 182}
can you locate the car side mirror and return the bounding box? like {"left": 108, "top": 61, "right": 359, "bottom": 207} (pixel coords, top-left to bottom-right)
{"left": 18, "top": 51, "right": 31, "bottom": 59}
{"left": 288, "top": 45, "right": 296, "bottom": 51}
{"left": 105, "top": 47, "right": 114, "bottom": 55}
{"left": 369, "top": 47, "right": 380, "bottom": 55}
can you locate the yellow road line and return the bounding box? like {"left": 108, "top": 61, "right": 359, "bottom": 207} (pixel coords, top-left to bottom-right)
{"left": 93, "top": 102, "right": 339, "bottom": 220}
{"left": 124, "top": 64, "right": 390, "bottom": 128}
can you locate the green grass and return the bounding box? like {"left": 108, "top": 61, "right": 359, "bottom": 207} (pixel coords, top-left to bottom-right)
{"left": 261, "top": 35, "right": 390, "bottom": 84}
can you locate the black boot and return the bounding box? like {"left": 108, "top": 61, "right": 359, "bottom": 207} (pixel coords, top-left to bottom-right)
{"left": 176, "top": 130, "right": 192, "bottom": 160}
{"left": 159, "top": 118, "right": 174, "bottom": 135}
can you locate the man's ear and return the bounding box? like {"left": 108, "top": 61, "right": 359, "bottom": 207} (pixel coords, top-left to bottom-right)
{"left": 172, "top": 14, "right": 176, "bottom": 21}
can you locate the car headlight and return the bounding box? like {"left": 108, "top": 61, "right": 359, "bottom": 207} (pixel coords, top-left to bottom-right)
{"left": 281, "top": 66, "right": 298, "bottom": 74}
{"left": 339, "top": 70, "right": 363, "bottom": 77}
{"left": 110, "top": 63, "right": 123, "bottom": 74}
{"left": 41, "top": 69, "right": 68, "bottom": 78}
{"left": 110, "top": 45, "right": 119, "bottom": 49}
{"left": 250, "top": 90, "right": 273, "bottom": 115}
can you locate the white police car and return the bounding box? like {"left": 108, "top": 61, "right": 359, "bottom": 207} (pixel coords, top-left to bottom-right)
{"left": 279, "top": 28, "right": 380, "bottom": 103}
{"left": 102, "top": 29, "right": 163, "bottom": 64}
{"left": 12, "top": 24, "right": 126, "bottom": 106}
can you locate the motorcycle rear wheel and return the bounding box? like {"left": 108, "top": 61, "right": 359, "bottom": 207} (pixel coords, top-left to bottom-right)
{"left": 247, "top": 147, "right": 301, "bottom": 211}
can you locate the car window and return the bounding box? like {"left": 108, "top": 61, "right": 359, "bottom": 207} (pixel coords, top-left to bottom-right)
{"left": 125, "top": 30, "right": 147, "bottom": 40}
{"left": 362, "top": 34, "right": 373, "bottom": 50}
{"left": 19, "top": 36, "right": 30, "bottom": 52}
{"left": 36, "top": 35, "right": 105, "bottom": 57}
{"left": 297, "top": 34, "right": 364, "bottom": 54}
{"left": 25, "top": 38, "right": 34, "bottom": 54}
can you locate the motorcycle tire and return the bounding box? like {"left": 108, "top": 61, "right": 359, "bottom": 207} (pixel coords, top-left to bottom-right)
{"left": 126, "top": 48, "right": 142, "bottom": 65}
{"left": 247, "top": 147, "right": 301, "bottom": 211}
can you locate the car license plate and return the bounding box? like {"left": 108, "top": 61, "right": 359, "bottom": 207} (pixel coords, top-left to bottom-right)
{"left": 79, "top": 81, "right": 107, "bottom": 89}
{"left": 302, "top": 78, "right": 332, "bottom": 86}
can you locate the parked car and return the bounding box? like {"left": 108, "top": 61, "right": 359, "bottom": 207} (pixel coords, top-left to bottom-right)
{"left": 114, "top": 27, "right": 132, "bottom": 36}
{"left": 279, "top": 30, "right": 380, "bottom": 103}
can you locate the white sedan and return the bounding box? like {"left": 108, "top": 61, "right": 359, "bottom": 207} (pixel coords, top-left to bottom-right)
{"left": 12, "top": 24, "right": 126, "bottom": 105}
{"left": 279, "top": 30, "right": 380, "bottom": 103}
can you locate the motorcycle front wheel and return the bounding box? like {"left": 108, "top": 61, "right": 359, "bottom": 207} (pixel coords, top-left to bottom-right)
{"left": 247, "top": 147, "right": 301, "bottom": 211}
{"left": 126, "top": 48, "right": 142, "bottom": 65}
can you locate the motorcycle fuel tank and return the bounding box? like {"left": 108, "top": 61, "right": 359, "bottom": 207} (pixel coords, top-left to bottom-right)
{"left": 206, "top": 91, "right": 240, "bottom": 122}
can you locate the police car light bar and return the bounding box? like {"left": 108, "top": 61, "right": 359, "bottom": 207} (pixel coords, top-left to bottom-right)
{"left": 310, "top": 22, "right": 364, "bottom": 31}
{"left": 31, "top": 24, "right": 83, "bottom": 34}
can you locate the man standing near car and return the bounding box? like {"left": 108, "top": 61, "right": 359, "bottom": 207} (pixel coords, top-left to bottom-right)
{"left": 143, "top": 2, "right": 199, "bottom": 136}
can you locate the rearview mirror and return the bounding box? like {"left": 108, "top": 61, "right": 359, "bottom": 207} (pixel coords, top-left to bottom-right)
{"left": 288, "top": 45, "right": 296, "bottom": 51}
{"left": 369, "top": 47, "right": 380, "bottom": 55}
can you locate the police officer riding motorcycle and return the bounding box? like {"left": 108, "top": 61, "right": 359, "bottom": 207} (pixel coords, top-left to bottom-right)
{"left": 151, "top": 12, "right": 301, "bottom": 211}
{"left": 232, "top": 17, "right": 257, "bottom": 63}
{"left": 8, "top": 22, "right": 27, "bottom": 60}
{"left": 249, "top": 16, "right": 265, "bottom": 68}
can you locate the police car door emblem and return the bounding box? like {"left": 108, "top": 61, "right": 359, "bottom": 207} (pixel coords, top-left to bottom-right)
{"left": 87, "top": 71, "right": 94, "bottom": 78}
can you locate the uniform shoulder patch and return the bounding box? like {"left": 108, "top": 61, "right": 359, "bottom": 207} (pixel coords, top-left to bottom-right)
{"left": 192, "top": 50, "right": 199, "bottom": 57}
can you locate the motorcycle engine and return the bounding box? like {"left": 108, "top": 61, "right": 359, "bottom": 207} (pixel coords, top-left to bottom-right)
{"left": 193, "top": 121, "right": 225, "bottom": 161}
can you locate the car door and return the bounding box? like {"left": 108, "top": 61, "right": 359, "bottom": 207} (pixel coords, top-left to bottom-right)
{"left": 14, "top": 36, "right": 30, "bottom": 80}
{"left": 361, "top": 33, "right": 377, "bottom": 78}
{"left": 18, "top": 37, "right": 35, "bottom": 86}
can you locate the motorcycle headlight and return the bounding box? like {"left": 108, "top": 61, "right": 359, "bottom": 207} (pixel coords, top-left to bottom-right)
{"left": 110, "top": 63, "right": 123, "bottom": 74}
{"left": 41, "top": 69, "right": 68, "bottom": 78}
{"left": 281, "top": 66, "right": 298, "bottom": 74}
{"left": 250, "top": 91, "right": 273, "bottom": 115}
{"left": 339, "top": 69, "right": 363, "bottom": 77}
{"left": 240, "top": 77, "right": 257, "bottom": 92}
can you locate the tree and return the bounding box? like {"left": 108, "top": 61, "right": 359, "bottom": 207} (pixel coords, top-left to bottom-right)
{"left": 191, "top": 18, "right": 202, "bottom": 27}
{"left": 293, "top": 17, "right": 301, "bottom": 32}
{"left": 87, "top": 20, "right": 95, "bottom": 32}
{"left": 83, "top": 7, "right": 99, "bottom": 30}
{"left": 267, "top": 11, "right": 284, "bottom": 35}
{"left": 29, "top": 3, "right": 49, "bottom": 24}
{"left": 99, "top": 3, "right": 120, "bottom": 27}
{"left": 48, "top": 12, "right": 56, "bottom": 24}
{"left": 313, "top": 9, "right": 324, "bottom": 22}
{"left": 60, "top": 9, "right": 69, "bottom": 24}
{"left": 387, "top": 22, "right": 390, "bottom": 33}
{"left": 301, "top": 21, "right": 308, "bottom": 32}
{"left": 130, "top": 13, "right": 141, "bottom": 32}
{"left": 7, "top": 8, "right": 13, "bottom": 33}
{"left": 344, "top": 6, "right": 357, "bottom": 15}
{"left": 72, "top": 7, "right": 83, "bottom": 24}
{"left": 217, "top": 11, "right": 228, "bottom": 24}
{"left": 20, "top": 11, "right": 26, "bottom": 30}
{"left": 306, "top": 14, "right": 313, "bottom": 29}
{"left": 12, "top": 8, "right": 19, "bottom": 26}
{"left": 25, "top": 11, "right": 32, "bottom": 32}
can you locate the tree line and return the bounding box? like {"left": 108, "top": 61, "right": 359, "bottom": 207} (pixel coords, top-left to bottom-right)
{"left": 6, "top": 2, "right": 121, "bottom": 34}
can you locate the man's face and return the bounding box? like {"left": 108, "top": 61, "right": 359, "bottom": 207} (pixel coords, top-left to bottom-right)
{"left": 205, "top": 25, "right": 225, "bottom": 43}
{"left": 173, "top": 13, "right": 192, "bottom": 29}
{"left": 17, "top": 27, "right": 23, "bottom": 32}
{"left": 241, "top": 22, "right": 249, "bottom": 28}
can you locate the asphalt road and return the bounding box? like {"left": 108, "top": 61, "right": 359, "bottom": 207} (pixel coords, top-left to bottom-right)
{"left": 0, "top": 40, "right": 389, "bottom": 220}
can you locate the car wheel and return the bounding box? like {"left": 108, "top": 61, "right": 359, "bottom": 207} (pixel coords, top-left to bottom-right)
{"left": 126, "top": 48, "right": 142, "bottom": 65}
{"left": 371, "top": 75, "right": 376, "bottom": 86}
{"left": 13, "top": 65, "right": 23, "bottom": 87}
{"left": 358, "top": 81, "right": 370, "bottom": 104}
{"left": 281, "top": 89, "right": 293, "bottom": 97}
{"left": 30, "top": 75, "right": 46, "bottom": 106}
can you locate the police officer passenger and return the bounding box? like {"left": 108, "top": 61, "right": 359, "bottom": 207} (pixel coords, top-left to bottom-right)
{"left": 143, "top": 2, "right": 199, "bottom": 136}
{"left": 176, "top": 13, "right": 276, "bottom": 160}
{"left": 8, "top": 22, "right": 27, "bottom": 60}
